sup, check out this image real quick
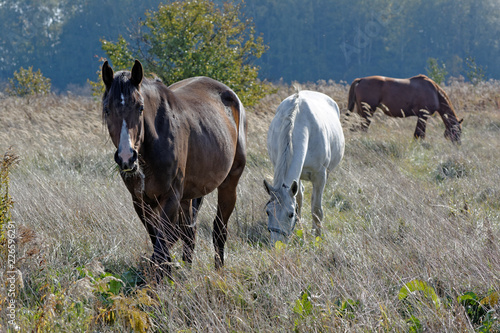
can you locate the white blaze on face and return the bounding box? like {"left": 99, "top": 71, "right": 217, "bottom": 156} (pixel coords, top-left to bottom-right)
{"left": 118, "top": 120, "right": 134, "bottom": 163}
{"left": 121, "top": 93, "right": 125, "bottom": 106}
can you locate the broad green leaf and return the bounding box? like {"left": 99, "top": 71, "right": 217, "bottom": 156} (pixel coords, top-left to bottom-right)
{"left": 293, "top": 290, "right": 313, "bottom": 317}
{"left": 398, "top": 279, "right": 441, "bottom": 309}
{"left": 108, "top": 278, "right": 123, "bottom": 295}
{"left": 457, "top": 291, "right": 477, "bottom": 303}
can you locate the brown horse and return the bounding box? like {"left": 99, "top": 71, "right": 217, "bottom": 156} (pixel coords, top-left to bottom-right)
{"left": 101, "top": 60, "right": 247, "bottom": 277}
{"left": 347, "top": 75, "right": 463, "bottom": 143}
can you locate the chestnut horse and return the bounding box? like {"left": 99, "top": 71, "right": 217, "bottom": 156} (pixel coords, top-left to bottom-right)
{"left": 102, "top": 60, "right": 246, "bottom": 277}
{"left": 347, "top": 75, "right": 463, "bottom": 143}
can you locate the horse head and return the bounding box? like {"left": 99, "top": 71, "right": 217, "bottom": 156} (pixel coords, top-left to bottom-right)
{"left": 263, "top": 179, "right": 299, "bottom": 245}
{"left": 444, "top": 118, "right": 463, "bottom": 144}
{"left": 102, "top": 60, "right": 145, "bottom": 174}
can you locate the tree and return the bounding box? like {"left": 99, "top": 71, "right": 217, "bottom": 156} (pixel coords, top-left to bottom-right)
{"left": 100, "top": 0, "right": 272, "bottom": 106}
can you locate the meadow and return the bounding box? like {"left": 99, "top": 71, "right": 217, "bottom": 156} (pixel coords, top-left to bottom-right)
{"left": 0, "top": 79, "right": 499, "bottom": 332}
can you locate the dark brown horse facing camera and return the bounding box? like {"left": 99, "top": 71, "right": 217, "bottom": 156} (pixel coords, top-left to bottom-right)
{"left": 347, "top": 75, "right": 463, "bottom": 144}
{"left": 102, "top": 60, "right": 247, "bottom": 278}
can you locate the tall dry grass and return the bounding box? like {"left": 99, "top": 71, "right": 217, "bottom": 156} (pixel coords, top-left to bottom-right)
{"left": 0, "top": 81, "right": 499, "bottom": 332}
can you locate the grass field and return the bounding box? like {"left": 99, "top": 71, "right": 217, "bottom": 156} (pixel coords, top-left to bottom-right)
{"left": 1, "top": 80, "right": 499, "bottom": 332}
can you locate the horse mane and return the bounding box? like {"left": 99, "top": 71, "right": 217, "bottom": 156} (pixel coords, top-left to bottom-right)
{"left": 429, "top": 77, "right": 460, "bottom": 123}
{"left": 274, "top": 91, "right": 300, "bottom": 186}
{"left": 411, "top": 75, "right": 459, "bottom": 123}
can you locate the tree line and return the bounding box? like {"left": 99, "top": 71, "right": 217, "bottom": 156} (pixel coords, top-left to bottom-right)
{"left": 1, "top": 0, "right": 499, "bottom": 92}
{"left": 246, "top": 0, "right": 500, "bottom": 83}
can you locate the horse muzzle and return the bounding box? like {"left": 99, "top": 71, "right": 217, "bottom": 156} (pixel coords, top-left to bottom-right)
{"left": 269, "top": 227, "right": 288, "bottom": 246}
{"left": 267, "top": 213, "right": 298, "bottom": 246}
{"left": 114, "top": 149, "right": 138, "bottom": 173}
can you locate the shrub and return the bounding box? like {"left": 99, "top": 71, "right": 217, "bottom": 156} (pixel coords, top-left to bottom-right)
{"left": 6, "top": 66, "right": 51, "bottom": 97}
{"left": 426, "top": 58, "right": 448, "bottom": 85}
{"left": 465, "top": 57, "right": 486, "bottom": 85}
{"left": 434, "top": 158, "right": 470, "bottom": 182}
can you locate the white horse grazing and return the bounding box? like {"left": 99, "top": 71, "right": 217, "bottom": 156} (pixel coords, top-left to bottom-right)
{"left": 264, "top": 90, "right": 345, "bottom": 244}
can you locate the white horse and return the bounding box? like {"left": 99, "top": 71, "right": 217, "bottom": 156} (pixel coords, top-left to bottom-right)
{"left": 264, "top": 90, "right": 345, "bottom": 244}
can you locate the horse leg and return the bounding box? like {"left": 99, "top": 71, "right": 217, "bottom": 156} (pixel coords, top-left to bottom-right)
{"left": 192, "top": 197, "right": 204, "bottom": 221}
{"left": 179, "top": 197, "right": 203, "bottom": 265}
{"left": 311, "top": 171, "right": 327, "bottom": 238}
{"left": 133, "top": 199, "right": 159, "bottom": 249}
{"left": 213, "top": 179, "right": 237, "bottom": 269}
{"left": 131, "top": 195, "right": 175, "bottom": 280}
{"left": 154, "top": 195, "right": 182, "bottom": 278}
{"left": 359, "top": 101, "right": 374, "bottom": 130}
{"left": 213, "top": 161, "right": 245, "bottom": 269}
{"left": 414, "top": 110, "right": 429, "bottom": 140}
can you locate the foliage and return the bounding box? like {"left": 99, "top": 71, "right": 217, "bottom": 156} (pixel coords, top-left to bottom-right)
{"left": 27, "top": 265, "right": 156, "bottom": 332}
{"left": 247, "top": 0, "right": 500, "bottom": 82}
{"left": 398, "top": 279, "right": 441, "bottom": 310}
{"left": 0, "top": 0, "right": 72, "bottom": 78}
{"left": 0, "top": 0, "right": 167, "bottom": 88}
{"left": 291, "top": 285, "right": 362, "bottom": 331}
{"left": 2, "top": 0, "right": 500, "bottom": 90}
{"left": 458, "top": 291, "right": 499, "bottom": 332}
{"left": 88, "top": 36, "right": 137, "bottom": 99}
{"left": 2, "top": 0, "right": 500, "bottom": 89}
{"left": 101, "top": 0, "right": 274, "bottom": 106}
{"left": 334, "top": 298, "right": 361, "bottom": 319}
{"left": 76, "top": 267, "right": 157, "bottom": 332}
{"left": 0, "top": 149, "right": 18, "bottom": 258}
{"left": 6, "top": 66, "right": 51, "bottom": 97}
{"left": 293, "top": 287, "right": 313, "bottom": 318}
{"left": 426, "top": 58, "right": 448, "bottom": 85}
{"left": 88, "top": 68, "right": 105, "bottom": 100}
{"left": 466, "top": 56, "right": 486, "bottom": 85}
{"left": 399, "top": 280, "right": 499, "bottom": 332}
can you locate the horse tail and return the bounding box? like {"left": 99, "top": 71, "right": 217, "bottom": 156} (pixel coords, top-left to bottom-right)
{"left": 348, "top": 78, "right": 361, "bottom": 112}
{"left": 221, "top": 90, "right": 247, "bottom": 148}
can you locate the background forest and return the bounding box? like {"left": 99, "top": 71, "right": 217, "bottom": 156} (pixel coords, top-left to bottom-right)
{"left": 1, "top": 0, "right": 499, "bottom": 91}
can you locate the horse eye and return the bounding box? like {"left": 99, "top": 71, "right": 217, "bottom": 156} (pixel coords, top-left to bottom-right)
{"left": 104, "top": 106, "right": 110, "bottom": 116}
{"left": 139, "top": 105, "right": 144, "bottom": 114}
{"left": 288, "top": 212, "right": 294, "bottom": 219}
{"left": 266, "top": 210, "right": 270, "bottom": 216}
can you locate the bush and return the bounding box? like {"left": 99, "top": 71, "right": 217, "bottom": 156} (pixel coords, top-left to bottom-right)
{"left": 426, "top": 58, "right": 448, "bottom": 85}
{"left": 6, "top": 66, "right": 51, "bottom": 97}
{"left": 99, "top": 0, "right": 274, "bottom": 106}
{"left": 465, "top": 57, "right": 486, "bottom": 85}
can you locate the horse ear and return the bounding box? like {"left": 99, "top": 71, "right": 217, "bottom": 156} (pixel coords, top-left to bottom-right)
{"left": 131, "top": 59, "right": 143, "bottom": 87}
{"left": 102, "top": 61, "right": 114, "bottom": 91}
{"left": 290, "top": 180, "right": 298, "bottom": 197}
{"left": 263, "top": 179, "right": 273, "bottom": 195}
